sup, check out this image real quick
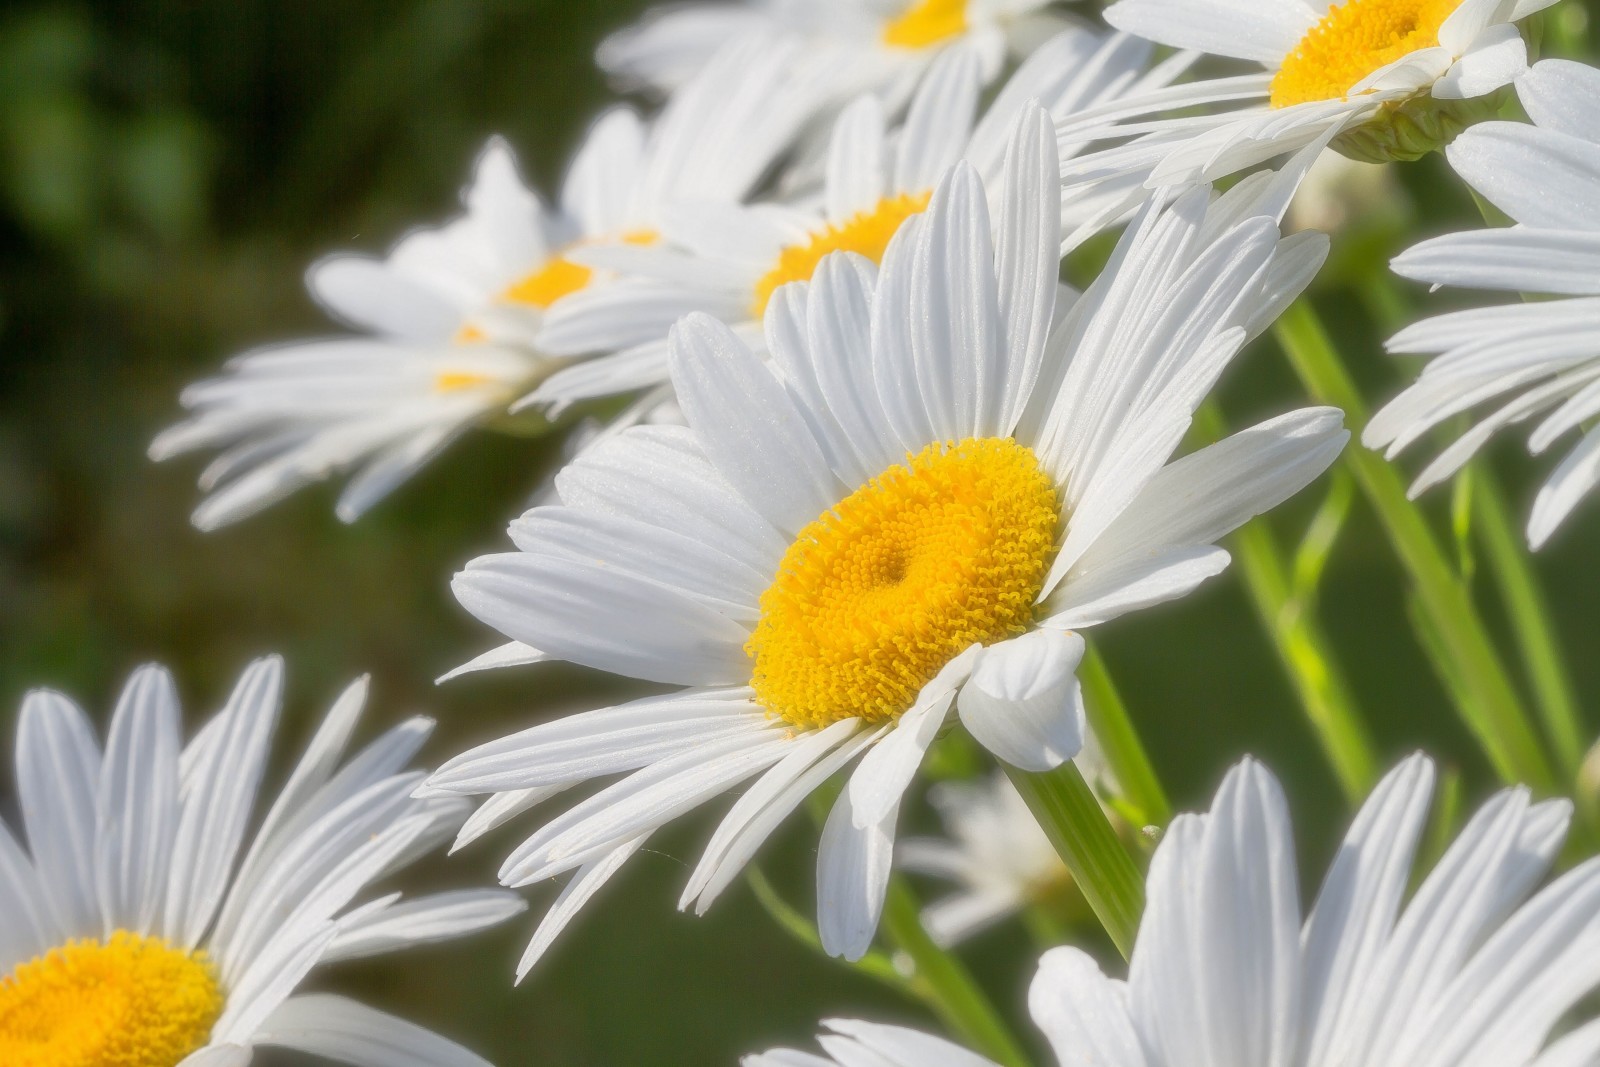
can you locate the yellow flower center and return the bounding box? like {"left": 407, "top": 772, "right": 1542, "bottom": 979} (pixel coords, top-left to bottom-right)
{"left": 0, "top": 932, "right": 225, "bottom": 1067}
{"left": 502, "top": 230, "right": 660, "bottom": 310}
{"left": 1270, "top": 0, "right": 1458, "bottom": 108}
{"left": 883, "top": 0, "right": 969, "bottom": 49}
{"left": 434, "top": 370, "right": 498, "bottom": 392}
{"left": 748, "top": 438, "right": 1059, "bottom": 729}
{"left": 751, "top": 192, "right": 931, "bottom": 318}
{"left": 503, "top": 256, "right": 595, "bottom": 309}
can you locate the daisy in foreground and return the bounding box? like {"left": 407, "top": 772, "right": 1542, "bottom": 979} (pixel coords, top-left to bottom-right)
{"left": 597, "top": 0, "right": 1074, "bottom": 105}
{"left": 751, "top": 754, "right": 1600, "bottom": 1067}
{"left": 0, "top": 655, "right": 523, "bottom": 1067}
{"left": 423, "top": 106, "right": 1346, "bottom": 974}
{"left": 149, "top": 38, "right": 817, "bottom": 529}
{"left": 1052, "top": 0, "right": 1554, "bottom": 223}
{"left": 1366, "top": 59, "right": 1600, "bottom": 549}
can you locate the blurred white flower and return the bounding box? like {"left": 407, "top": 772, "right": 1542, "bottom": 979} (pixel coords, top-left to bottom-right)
{"left": 598, "top": 0, "right": 1076, "bottom": 107}
{"left": 1367, "top": 59, "right": 1600, "bottom": 549}
{"left": 151, "top": 38, "right": 820, "bottom": 529}
{"left": 899, "top": 773, "right": 1073, "bottom": 945}
{"left": 0, "top": 655, "right": 523, "bottom": 1067}
{"left": 423, "top": 121, "right": 1342, "bottom": 976}
{"left": 530, "top": 29, "right": 1187, "bottom": 414}
{"left": 750, "top": 754, "right": 1600, "bottom": 1067}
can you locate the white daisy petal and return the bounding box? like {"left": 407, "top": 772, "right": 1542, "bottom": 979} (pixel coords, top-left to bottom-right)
{"left": 1434, "top": 23, "right": 1527, "bottom": 100}
{"left": 16, "top": 688, "right": 103, "bottom": 937}
{"left": 957, "top": 630, "right": 1086, "bottom": 772}
{"left": 1302, "top": 755, "right": 1436, "bottom": 1067}
{"left": 515, "top": 835, "right": 648, "bottom": 980}
{"left": 894, "top": 45, "right": 984, "bottom": 194}
{"left": 1029, "top": 947, "right": 1149, "bottom": 1067}
{"left": 826, "top": 96, "right": 889, "bottom": 222}
{"left": 498, "top": 731, "right": 790, "bottom": 885}
{"left": 826, "top": 1019, "right": 1000, "bottom": 1067}
{"left": 0, "top": 820, "right": 52, "bottom": 970}
{"left": 453, "top": 551, "right": 754, "bottom": 687}
{"left": 848, "top": 646, "right": 981, "bottom": 829}
{"left": 177, "top": 1046, "right": 253, "bottom": 1067}
{"left": 1518, "top": 59, "right": 1600, "bottom": 142}
{"left": 993, "top": 103, "right": 1063, "bottom": 436}
{"left": 3, "top": 660, "right": 515, "bottom": 1063}
{"left": 257, "top": 994, "right": 493, "bottom": 1067}
{"left": 908, "top": 161, "right": 1008, "bottom": 441}
{"left": 1104, "top": 0, "right": 1318, "bottom": 63}
{"left": 324, "top": 890, "right": 528, "bottom": 962}
{"left": 96, "top": 664, "right": 183, "bottom": 937}
{"left": 682, "top": 719, "right": 878, "bottom": 914}
{"left": 668, "top": 312, "right": 839, "bottom": 533}
{"left": 1447, "top": 122, "right": 1600, "bottom": 230}
{"left": 165, "top": 655, "right": 284, "bottom": 948}
{"left": 817, "top": 777, "right": 898, "bottom": 962}
{"left": 422, "top": 689, "right": 768, "bottom": 796}
{"left": 452, "top": 786, "right": 570, "bottom": 854}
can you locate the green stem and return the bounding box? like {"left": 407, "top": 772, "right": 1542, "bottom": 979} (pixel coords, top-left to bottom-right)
{"left": 1471, "top": 468, "right": 1588, "bottom": 776}
{"left": 881, "top": 878, "right": 1034, "bottom": 1067}
{"left": 745, "top": 866, "right": 909, "bottom": 994}
{"left": 1079, "top": 646, "right": 1171, "bottom": 826}
{"left": 1364, "top": 255, "right": 1587, "bottom": 784}
{"left": 1196, "top": 405, "right": 1377, "bottom": 803}
{"left": 1005, "top": 761, "right": 1144, "bottom": 959}
{"left": 1274, "top": 299, "right": 1557, "bottom": 792}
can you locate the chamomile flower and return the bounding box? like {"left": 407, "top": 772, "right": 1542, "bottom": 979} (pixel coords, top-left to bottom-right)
{"left": 1051, "top": 0, "right": 1553, "bottom": 233}
{"left": 597, "top": 0, "right": 1073, "bottom": 106}
{"left": 151, "top": 38, "right": 819, "bottom": 529}
{"left": 528, "top": 30, "right": 1189, "bottom": 412}
{"left": 751, "top": 754, "right": 1600, "bottom": 1067}
{"left": 0, "top": 655, "right": 524, "bottom": 1067}
{"left": 423, "top": 107, "right": 1345, "bottom": 975}
{"left": 899, "top": 773, "right": 1075, "bottom": 946}
{"left": 1367, "top": 60, "right": 1600, "bottom": 549}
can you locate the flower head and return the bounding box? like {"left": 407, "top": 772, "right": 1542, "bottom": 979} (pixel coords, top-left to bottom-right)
{"left": 151, "top": 38, "right": 819, "bottom": 528}
{"left": 1366, "top": 59, "right": 1600, "bottom": 549}
{"left": 424, "top": 106, "right": 1344, "bottom": 976}
{"left": 597, "top": 0, "right": 1072, "bottom": 107}
{"left": 752, "top": 754, "right": 1600, "bottom": 1067}
{"left": 528, "top": 29, "right": 1186, "bottom": 415}
{"left": 1051, "top": 0, "right": 1553, "bottom": 244}
{"left": 0, "top": 656, "right": 523, "bottom": 1067}
{"left": 900, "top": 772, "right": 1091, "bottom": 945}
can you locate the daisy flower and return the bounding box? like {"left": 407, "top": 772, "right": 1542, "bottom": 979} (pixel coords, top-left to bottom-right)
{"left": 1050, "top": 0, "right": 1553, "bottom": 229}
{"left": 750, "top": 753, "right": 1600, "bottom": 1067}
{"left": 899, "top": 772, "right": 1077, "bottom": 946}
{"left": 1366, "top": 59, "right": 1600, "bottom": 549}
{"left": 422, "top": 106, "right": 1346, "bottom": 975}
{"left": 597, "top": 0, "right": 1075, "bottom": 106}
{"left": 527, "top": 30, "right": 1191, "bottom": 412}
{"left": 0, "top": 655, "right": 524, "bottom": 1067}
{"left": 150, "top": 38, "right": 819, "bottom": 529}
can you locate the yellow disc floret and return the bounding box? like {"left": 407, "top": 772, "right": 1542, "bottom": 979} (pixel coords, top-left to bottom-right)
{"left": 502, "top": 229, "right": 659, "bottom": 309}
{"left": 434, "top": 370, "right": 499, "bottom": 393}
{"left": 883, "top": 0, "right": 969, "bottom": 49}
{"left": 1270, "top": 0, "right": 1458, "bottom": 108}
{"left": 0, "top": 931, "right": 225, "bottom": 1067}
{"left": 751, "top": 192, "right": 931, "bottom": 318}
{"left": 504, "top": 256, "right": 594, "bottom": 309}
{"left": 749, "top": 437, "right": 1059, "bottom": 729}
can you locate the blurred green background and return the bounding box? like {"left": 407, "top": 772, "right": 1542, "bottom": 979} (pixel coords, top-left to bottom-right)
{"left": 1, "top": 1, "right": 1598, "bottom": 1063}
